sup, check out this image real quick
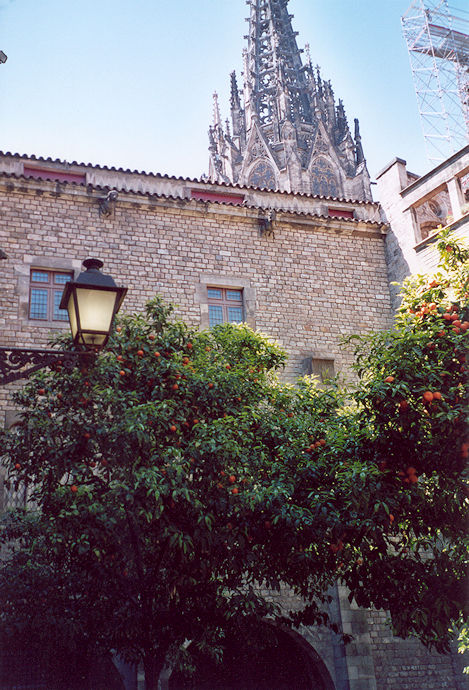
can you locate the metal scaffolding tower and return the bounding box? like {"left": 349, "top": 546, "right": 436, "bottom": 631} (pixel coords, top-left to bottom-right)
{"left": 402, "top": 0, "right": 469, "bottom": 163}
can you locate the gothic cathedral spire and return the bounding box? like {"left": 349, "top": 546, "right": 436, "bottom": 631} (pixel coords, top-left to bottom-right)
{"left": 208, "top": 0, "right": 372, "bottom": 201}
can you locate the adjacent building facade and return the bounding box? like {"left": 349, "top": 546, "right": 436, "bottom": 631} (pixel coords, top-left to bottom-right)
{"left": 377, "top": 144, "right": 469, "bottom": 309}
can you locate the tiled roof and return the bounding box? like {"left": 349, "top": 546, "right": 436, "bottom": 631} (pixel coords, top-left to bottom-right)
{"left": 0, "top": 168, "right": 385, "bottom": 229}
{"left": 0, "top": 151, "right": 381, "bottom": 207}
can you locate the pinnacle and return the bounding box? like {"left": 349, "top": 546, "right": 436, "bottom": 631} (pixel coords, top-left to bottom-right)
{"left": 207, "top": 0, "right": 372, "bottom": 201}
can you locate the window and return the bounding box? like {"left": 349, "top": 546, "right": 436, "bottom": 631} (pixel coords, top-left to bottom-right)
{"left": 29, "top": 269, "right": 72, "bottom": 322}
{"left": 302, "top": 357, "right": 335, "bottom": 383}
{"left": 328, "top": 207, "right": 354, "bottom": 220}
{"left": 190, "top": 189, "right": 245, "bottom": 205}
{"left": 311, "top": 358, "right": 335, "bottom": 383}
{"left": 207, "top": 287, "right": 244, "bottom": 327}
{"left": 23, "top": 166, "right": 86, "bottom": 185}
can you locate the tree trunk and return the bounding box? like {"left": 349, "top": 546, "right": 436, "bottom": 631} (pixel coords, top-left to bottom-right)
{"left": 144, "top": 654, "right": 166, "bottom": 690}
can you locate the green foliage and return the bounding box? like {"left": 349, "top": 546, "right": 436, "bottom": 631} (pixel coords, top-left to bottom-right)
{"left": 343, "top": 234, "right": 468, "bottom": 651}
{"left": 457, "top": 620, "right": 469, "bottom": 673}
{"left": 0, "top": 296, "right": 344, "bottom": 687}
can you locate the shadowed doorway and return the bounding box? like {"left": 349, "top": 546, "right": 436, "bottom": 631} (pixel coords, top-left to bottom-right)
{"left": 169, "top": 624, "right": 334, "bottom": 690}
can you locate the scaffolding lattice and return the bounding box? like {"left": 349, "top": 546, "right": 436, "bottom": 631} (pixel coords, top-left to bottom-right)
{"left": 402, "top": 0, "right": 469, "bottom": 164}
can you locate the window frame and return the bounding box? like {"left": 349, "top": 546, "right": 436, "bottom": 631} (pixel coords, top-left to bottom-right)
{"left": 194, "top": 276, "right": 255, "bottom": 331}
{"left": 207, "top": 286, "right": 245, "bottom": 327}
{"left": 28, "top": 268, "right": 73, "bottom": 323}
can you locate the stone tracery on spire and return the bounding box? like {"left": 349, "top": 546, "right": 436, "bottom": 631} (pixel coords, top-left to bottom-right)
{"left": 208, "top": 0, "right": 372, "bottom": 201}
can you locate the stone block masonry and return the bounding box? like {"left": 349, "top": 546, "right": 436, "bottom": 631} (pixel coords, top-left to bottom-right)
{"left": 0, "top": 169, "right": 392, "bottom": 417}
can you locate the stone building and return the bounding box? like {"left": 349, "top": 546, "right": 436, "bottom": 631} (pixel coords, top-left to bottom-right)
{"left": 377, "top": 144, "right": 469, "bottom": 310}
{"left": 0, "top": 1, "right": 468, "bottom": 689}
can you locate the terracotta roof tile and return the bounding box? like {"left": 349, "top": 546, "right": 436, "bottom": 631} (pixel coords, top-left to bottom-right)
{"left": 0, "top": 151, "right": 380, "bottom": 207}
{"left": 0, "top": 168, "right": 385, "bottom": 228}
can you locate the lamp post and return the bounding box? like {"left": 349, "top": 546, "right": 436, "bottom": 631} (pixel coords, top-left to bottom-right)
{"left": 0, "top": 259, "right": 127, "bottom": 385}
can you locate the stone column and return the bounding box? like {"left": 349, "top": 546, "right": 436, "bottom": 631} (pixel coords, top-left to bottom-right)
{"left": 336, "top": 585, "right": 377, "bottom": 690}
{"left": 446, "top": 176, "right": 465, "bottom": 221}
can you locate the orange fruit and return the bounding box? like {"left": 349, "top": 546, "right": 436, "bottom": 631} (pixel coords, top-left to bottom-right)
{"left": 422, "top": 391, "right": 434, "bottom": 403}
{"left": 384, "top": 376, "right": 395, "bottom": 383}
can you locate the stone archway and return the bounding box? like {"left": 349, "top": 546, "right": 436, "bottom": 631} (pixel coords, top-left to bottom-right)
{"left": 169, "top": 621, "right": 335, "bottom": 690}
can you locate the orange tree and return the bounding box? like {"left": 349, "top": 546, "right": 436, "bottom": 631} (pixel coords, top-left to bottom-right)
{"left": 0, "top": 298, "right": 347, "bottom": 690}
{"left": 0, "top": 234, "right": 467, "bottom": 688}
{"left": 341, "top": 231, "right": 468, "bottom": 650}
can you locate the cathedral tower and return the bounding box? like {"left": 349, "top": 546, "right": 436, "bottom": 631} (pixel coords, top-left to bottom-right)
{"left": 208, "top": 0, "right": 372, "bottom": 201}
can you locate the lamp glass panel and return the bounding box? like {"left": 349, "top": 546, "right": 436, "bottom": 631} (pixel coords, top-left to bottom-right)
{"left": 75, "top": 287, "right": 117, "bottom": 336}
{"left": 67, "top": 293, "right": 78, "bottom": 338}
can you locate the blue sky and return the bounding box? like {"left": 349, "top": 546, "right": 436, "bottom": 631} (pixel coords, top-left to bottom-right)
{"left": 0, "top": 0, "right": 466, "bottom": 185}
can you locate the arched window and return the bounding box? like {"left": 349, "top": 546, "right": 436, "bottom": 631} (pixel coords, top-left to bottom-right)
{"left": 248, "top": 160, "right": 276, "bottom": 190}
{"left": 310, "top": 158, "right": 339, "bottom": 197}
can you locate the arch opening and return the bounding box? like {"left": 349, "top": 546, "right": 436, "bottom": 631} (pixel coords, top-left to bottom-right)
{"left": 169, "top": 621, "right": 335, "bottom": 690}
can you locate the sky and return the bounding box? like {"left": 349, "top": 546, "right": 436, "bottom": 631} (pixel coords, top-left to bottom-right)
{"left": 0, "top": 0, "right": 467, "bottom": 186}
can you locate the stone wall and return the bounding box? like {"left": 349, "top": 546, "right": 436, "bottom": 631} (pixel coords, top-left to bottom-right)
{"left": 367, "top": 610, "right": 468, "bottom": 690}
{"left": 0, "top": 172, "right": 392, "bottom": 419}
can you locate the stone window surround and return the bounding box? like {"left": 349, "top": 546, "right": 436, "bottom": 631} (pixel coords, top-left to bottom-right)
{"left": 16, "top": 255, "right": 82, "bottom": 328}
{"left": 194, "top": 274, "right": 256, "bottom": 330}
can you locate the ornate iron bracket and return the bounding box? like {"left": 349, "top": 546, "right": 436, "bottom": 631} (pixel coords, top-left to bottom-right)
{"left": 0, "top": 348, "right": 84, "bottom": 385}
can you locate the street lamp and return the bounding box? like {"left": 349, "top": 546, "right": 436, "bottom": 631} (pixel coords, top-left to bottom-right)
{"left": 0, "top": 258, "right": 127, "bottom": 384}
{"left": 60, "top": 258, "right": 127, "bottom": 349}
